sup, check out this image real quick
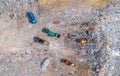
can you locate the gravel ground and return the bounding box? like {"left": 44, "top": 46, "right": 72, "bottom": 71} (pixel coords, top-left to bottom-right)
{"left": 0, "top": 0, "right": 120, "bottom": 76}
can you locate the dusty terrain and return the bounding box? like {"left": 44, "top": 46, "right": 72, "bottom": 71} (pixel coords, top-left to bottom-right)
{"left": 0, "top": 0, "right": 120, "bottom": 76}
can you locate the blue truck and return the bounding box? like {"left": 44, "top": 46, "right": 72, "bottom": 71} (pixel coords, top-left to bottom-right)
{"left": 27, "top": 12, "right": 37, "bottom": 24}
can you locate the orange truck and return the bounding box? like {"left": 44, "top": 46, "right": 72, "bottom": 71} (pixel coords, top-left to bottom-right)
{"left": 76, "top": 38, "right": 87, "bottom": 44}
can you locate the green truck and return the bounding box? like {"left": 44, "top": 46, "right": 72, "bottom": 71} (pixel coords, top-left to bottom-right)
{"left": 42, "top": 28, "right": 61, "bottom": 38}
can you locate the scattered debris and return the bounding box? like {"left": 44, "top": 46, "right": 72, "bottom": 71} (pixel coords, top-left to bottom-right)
{"left": 98, "top": 13, "right": 103, "bottom": 17}
{"left": 40, "top": 57, "right": 50, "bottom": 71}
{"left": 89, "top": 22, "right": 96, "bottom": 31}
{"left": 86, "top": 22, "right": 90, "bottom": 26}
{"left": 67, "top": 33, "right": 77, "bottom": 38}
{"left": 81, "top": 22, "right": 88, "bottom": 29}
{"left": 85, "top": 30, "right": 89, "bottom": 35}
{"left": 52, "top": 20, "right": 60, "bottom": 24}
{"left": 9, "top": 14, "right": 14, "bottom": 19}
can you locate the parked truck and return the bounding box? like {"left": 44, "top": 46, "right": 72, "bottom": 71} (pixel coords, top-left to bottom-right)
{"left": 33, "top": 36, "right": 49, "bottom": 45}
{"left": 76, "top": 38, "right": 87, "bottom": 44}
{"left": 60, "top": 59, "right": 76, "bottom": 67}
{"left": 27, "top": 12, "right": 37, "bottom": 24}
{"left": 42, "top": 28, "right": 61, "bottom": 38}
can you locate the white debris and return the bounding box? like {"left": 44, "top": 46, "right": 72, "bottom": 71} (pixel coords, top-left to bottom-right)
{"left": 40, "top": 58, "right": 50, "bottom": 71}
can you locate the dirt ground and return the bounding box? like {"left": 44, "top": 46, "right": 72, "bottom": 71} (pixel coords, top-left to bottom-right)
{"left": 0, "top": 0, "right": 120, "bottom": 76}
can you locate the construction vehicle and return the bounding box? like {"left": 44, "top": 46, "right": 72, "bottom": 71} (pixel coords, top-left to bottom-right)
{"left": 33, "top": 36, "right": 49, "bottom": 45}
{"left": 76, "top": 38, "right": 87, "bottom": 44}
{"left": 42, "top": 28, "right": 61, "bottom": 38}
{"left": 60, "top": 59, "right": 76, "bottom": 67}
{"left": 27, "top": 12, "right": 37, "bottom": 24}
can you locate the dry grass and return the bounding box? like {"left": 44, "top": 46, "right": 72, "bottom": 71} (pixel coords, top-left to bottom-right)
{"left": 38, "top": 0, "right": 113, "bottom": 10}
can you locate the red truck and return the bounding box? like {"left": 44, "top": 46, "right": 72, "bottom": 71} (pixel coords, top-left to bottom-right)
{"left": 60, "top": 59, "right": 76, "bottom": 67}
{"left": 33, "top": 36, "right": 49, "bottom": 46}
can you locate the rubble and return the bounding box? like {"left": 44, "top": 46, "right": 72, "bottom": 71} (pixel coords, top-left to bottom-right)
{"left": 9, "top": 14, "right": 14, "bottom": 19}
{"left": 40, "top": 57, "right": 50, "bottom": 71}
